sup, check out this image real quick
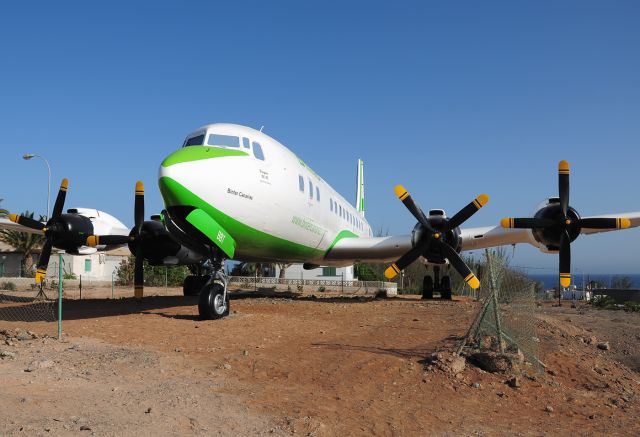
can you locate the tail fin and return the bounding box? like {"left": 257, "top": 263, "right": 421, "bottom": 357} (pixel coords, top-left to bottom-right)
{"left": 355, "top": 159, "right": 365, "bottom": 217}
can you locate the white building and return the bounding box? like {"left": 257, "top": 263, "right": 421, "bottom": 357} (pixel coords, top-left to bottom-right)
{"left": 44, "top": 248, "right": 129, "bottom": 283}
{"left": 274, "top": 264, "right": 354, "bottom": 281}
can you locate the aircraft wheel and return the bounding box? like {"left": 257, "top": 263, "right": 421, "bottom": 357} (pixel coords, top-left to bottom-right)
{"left": 441, "top": 276, "right": 452, "bottom": 300}
{"left": 422, "top": 276, "right": 434, "bottom": 300}
{"left": 198, "top": 283, "right": 229, "bottom": 319}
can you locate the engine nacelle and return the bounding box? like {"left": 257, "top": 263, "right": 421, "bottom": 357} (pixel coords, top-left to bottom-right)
{"left": 529, "top": 198, "right": 581, "bottom": 253}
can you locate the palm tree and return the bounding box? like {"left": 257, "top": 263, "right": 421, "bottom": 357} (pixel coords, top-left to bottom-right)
{"left": 0, "top": 210, "right": 46, "bottom": 276}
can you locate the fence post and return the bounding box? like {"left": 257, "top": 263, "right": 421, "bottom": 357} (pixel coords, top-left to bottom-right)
{"left": 57, "top": 253, "right": 63, "bottom": 340}
{"left": 165, "top": 267, "right": 168, "bottom": 295}
{"left": 111, "top": 271, "right": 115, "bottom": 299}
{"left": 79, "top": 274, "right": 82, "bottom": 300}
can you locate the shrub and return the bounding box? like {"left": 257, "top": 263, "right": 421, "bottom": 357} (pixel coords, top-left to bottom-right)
{"left": 0, "top": 281, "right": 16, "bottom": 291}
{"left": 63, "top": 272, "right": 77, "bottom": 280}
{"left": 624, "top": 301, "right": 640, "bottom": 312}
{"left": 590, "top": 295, "right": 618, "bottom": 310}
{"left": 317, "top": 286, "right": 326, "bottom": 292}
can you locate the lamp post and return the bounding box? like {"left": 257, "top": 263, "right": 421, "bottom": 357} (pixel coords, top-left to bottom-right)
{"left": 23, "top": 153, "right": 51, "bottom": 220}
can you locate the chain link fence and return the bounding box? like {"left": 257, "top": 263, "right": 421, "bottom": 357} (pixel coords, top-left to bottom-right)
{"left": 0, "top": 278, "right": 59, "bottom": 337}
{"left": 459, "top": 250, "right": 544, "bottom": 374}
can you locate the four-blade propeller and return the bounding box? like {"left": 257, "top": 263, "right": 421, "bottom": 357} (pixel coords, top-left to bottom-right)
{"left": 383, "top": 185, "right": 488, "bottom": 289}
{"left": 8, "top": 178, "right": 70, "bottom": 283}
{"left": 501, "top": 160, "right": 631, "bottom": 288}
{"left": 85, "top": 181, "right": 146, "bottom": 297}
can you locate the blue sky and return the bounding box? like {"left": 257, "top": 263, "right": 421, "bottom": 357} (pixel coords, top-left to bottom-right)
{"left": 1, "top": 1, "right": 639, "bottom": 273}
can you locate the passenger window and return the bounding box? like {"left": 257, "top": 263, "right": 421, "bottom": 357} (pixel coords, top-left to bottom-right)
{"left": 253, "top": 142, "right": 265, "bottom": 160}
{"left": 330, "top": 199, "right": 333, "bottom": 212}
{"left": 183, "top": 134, "right": 205, "bottom": 147}
{"left": 207, "top": 134, "right": 240, "bottom": 147}
{"left": 298, "top": 175, "right": 304, "bottom": 192}
{"left": 242, "top": 137, "right": 250, "bottom": 148}
{"left": 316, "top": 187, "right": 320, "bottom": 201}
{"left": 339, "top": 205, "right": 342, "bottom": 216}
{"left": 309, "top": 180, "right": 313, "bottom": 199}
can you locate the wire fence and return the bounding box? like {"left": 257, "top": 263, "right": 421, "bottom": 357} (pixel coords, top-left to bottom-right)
{"left": 0, "top": 279, "right": 59, "bottom": 338}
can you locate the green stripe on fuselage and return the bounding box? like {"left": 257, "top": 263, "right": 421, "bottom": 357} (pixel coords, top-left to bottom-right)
{"left": 159, "top": 176, "right": 324, "bottom": 261}
{"left": 161, "top": 146, "right": 248, "bottom": 168}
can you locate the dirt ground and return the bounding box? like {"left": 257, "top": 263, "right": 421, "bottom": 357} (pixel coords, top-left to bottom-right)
{"left": 0, "top": 289, "right": 639, "bottom": 436}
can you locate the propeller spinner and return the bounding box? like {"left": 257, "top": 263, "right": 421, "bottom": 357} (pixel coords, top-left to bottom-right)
{"left": 384, "top": 185, "right": 488, "bottom": 290}
{"left": 501, "top": 160, "right": 631, "bottom": 288}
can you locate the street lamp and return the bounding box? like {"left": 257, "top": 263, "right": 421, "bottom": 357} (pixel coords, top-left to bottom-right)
{"left": 23, "top": 153, "right": 51, "bottom": 220}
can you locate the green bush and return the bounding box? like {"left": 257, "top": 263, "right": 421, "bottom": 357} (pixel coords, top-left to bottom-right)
{"left": 624, "top": 301, "right": 640, "bottom": 312}
{"left": 0, "top": 281, "right": 16, "bottom": 291}
{"left": 63, "top": 272, "right": 77, "bottom": 280}
{"left": 317, "top": 286, "right": 326, "bottom": 292}
{"left": 591, "top": 295, "right": 618, "bottom": 310}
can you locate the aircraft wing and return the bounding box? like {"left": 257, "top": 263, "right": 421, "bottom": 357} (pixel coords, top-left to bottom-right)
{"left": 0, "top": 217, "right": 45, "bottom": 235}
{"left": 460, "top": 225, "right": 532, "bottom": 251}
{"left": 579, "top": 212, "right": 640, "bottom": 235}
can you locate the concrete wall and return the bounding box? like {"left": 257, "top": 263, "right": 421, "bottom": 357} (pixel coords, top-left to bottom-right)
{"left": 275, "top": 264, "right": 354, "bottom": 281}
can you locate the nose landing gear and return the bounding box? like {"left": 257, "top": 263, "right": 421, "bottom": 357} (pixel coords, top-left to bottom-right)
{"left": 422, "top": 265, "right": 452, "bottom": 300}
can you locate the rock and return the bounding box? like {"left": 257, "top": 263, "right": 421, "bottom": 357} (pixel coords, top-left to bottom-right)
{"left": 79, "top": 425, "right": 91, "bottom": 431}
{"left": 0, "top": 350, "right": 16, "bottom": 359}
{"left": 145, "top": 407, "right": 152, "bottom": 414}
{"left": 223, "top": 363, "right": 231, "bottom": 370}
{"left": 25, "top": 359, "right": 54, "bottom": 372}
{"left": 545, "top": 405, "right": 554, "bottom": 413}
{"left": 506, "top": 376, "right": 521, "bottom": 388}
{"left": 586, "top": 336, "right": 597, "bottom": 345}
{"left": 547, "top": 369, "right": 557, "bottom": 376}
{"left": 472, "top": 382, "right": 481, "bottom": 389}
{"left": 242, "top": 350, "right": 249, "bottom": 357}
{"left": 469, "top": 351, "right": 520, "bottom": 374}
{"left": 449, "top": 356, "right": 466, "bottom": 374}
{"left": 597, "top": 342, "right": 610, "bottom": 351}
{"left": 15, "top": 330, "right": 31, "bottom": 341}
{"left": 593, "top": 367, "right": 605, "bottom": 375}
{"left": 174, "top": 348, "right": 182, "bottom": 353}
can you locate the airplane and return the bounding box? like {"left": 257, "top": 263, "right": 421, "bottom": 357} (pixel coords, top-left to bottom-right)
{"left": 3, "top": 123, "right": 639, "bottom": 320}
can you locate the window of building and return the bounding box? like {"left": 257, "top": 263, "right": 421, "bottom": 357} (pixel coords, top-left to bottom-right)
{"left": 183, "top": 134, "right": 205, "bottom": 147}
{"left": 84, "top": 259, "right": 91, "bottom": 272}
{"left": 298, "top": 175, "right": 305, "bottom": 192}
{"left": 322, "top": 267, "right": 337, "bottom": 276}
{"left": 207, "top": 134, "right": 240, "bottom": 147}
{"left": 309, "top": 180, "right": 313, "bottom": 199}
{"left": 242, "top": 137, "right": 250, "bottom": 148}
{"left": 253, "top": 142, "right": 265, "bottom": 160}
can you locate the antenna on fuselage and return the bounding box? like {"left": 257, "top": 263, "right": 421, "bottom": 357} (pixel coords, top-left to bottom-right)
{"left": 259, "top": 125, "right": 264, "bottom": 132}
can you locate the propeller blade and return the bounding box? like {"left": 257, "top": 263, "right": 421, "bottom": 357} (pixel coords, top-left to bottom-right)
{"left": 7, "top": 213, "right": 46, "bottom": 231}
{"left": 86, "top": 235, "right": 131, "bottom": 247}
{"left": 500, "top": 217, "right": 556, "bottom": 229}
{"left": 384, "top": 245, "right": 425, "bottom": 279}
{"left": 578, "top": 217, "right": 631, "bottom": 230}
{"left": 51, "top": 178, "right": 69, "bottom": 219}
{"left": 444, "top": 194, "right": 489, "bottom": 231}
{"left": 559, "top": 230, "right": 571, "bottom": 288}
{"left": 394, "top": 185, "right": 432, "bottom": 231}
{"left": 35, "top": 239, "right": 53, "bottom": 283}
{"left": 439, "top": 243, "right": 480, "bottom": 289}
{"left": 135, "top": 181, "right": 144, "bottom": 235}
{"left": 558, "top": 160, "right": 570, "bottom": 217}
{"left": 134, "top": 246, "right": 144, "bottom": 298}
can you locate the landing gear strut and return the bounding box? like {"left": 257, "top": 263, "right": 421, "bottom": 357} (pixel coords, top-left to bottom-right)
{"left": 196, "top": 259, "right": 229, "bottom": 320}
{"left": 422, "top": 265, "right": 452, "bottom": 300}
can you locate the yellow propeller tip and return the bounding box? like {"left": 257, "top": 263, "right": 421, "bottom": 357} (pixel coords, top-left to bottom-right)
{"left": 35, "top": 269, "right": 46, "bottom": 284}
{"left": 500, "top": 218, "right": 513, "bottom": 228}
{"left": 8, "top": 213, "right": 19, "bottom": 223}
{"left": 560, "top": 277, "right": 571, "bottom": 288}
{"left": 393, "top": 185, "right": 407, "bottom": 199}
{"left": 476, "top": 194, "right": 489, "bottom": 207}
{"left": 558, "top": 160, "right": 569, "bottom": 172}
{"left": 466, "top": 274, "right": 480, "bottom": 289}
{"left": 620, "top": 218, "right": 631, "bottom": 229}
{"left": 384, "top": 266, "right": 399, "bottom": 279}
{"left": 60, "top": 178, "right": 69, "bottom": 189}
{"left": 86, "top": 236, "right": 98, "bottom": 247}
{"left": 135, "top": 181, "right": 144, "bottom": 192}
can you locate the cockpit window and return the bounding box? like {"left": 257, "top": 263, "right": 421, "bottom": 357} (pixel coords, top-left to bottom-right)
{"left": 183, "top": 134, "right": 205, "bottom": 147}
{"left": 207, "top": 134, "right": 240, "bottom": 148}
{"left": 252, "top": 142, "right": 265, "bottom": 160}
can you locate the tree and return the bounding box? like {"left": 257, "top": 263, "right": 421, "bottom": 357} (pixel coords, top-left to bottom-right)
{"left": 276, "top": 262, "right": 292, "bottom": 279}
{"left": 114, "top": 255, "right": 189, "bottom": 286}
{"left": 0, "top": 211, "right": 45, "bottom": 276}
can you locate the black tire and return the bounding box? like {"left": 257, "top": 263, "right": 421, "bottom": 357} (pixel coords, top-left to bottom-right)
{"left": 422, "top": 276, "right": 434, "bottom": 300}
{"left": 183, "top": 275, "right": 210, "bottom": 296}
{"left": 198, "top": 283, "right": 229, "bottom": 320}
{"left": 441, "top": 276, "right": 452, "bottom": 300}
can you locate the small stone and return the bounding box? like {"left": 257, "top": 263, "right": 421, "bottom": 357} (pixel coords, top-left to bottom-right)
{"left": 545, "top": 405, "right": 554, "bottom": 413}
{"left": 223, "top": 363, "right": 231, "bottom": 370}
{"left": 175, "top": 348, "right": 182, "bottom": 353}
{"left": 586, "top": 336, "right": 597, "bottom": 345}
{"left": 449, "top": 356, "right": 466, "bottom": 374}
{"left": 506, "top": 376, "right": 521, "bottom": 388}
{"left": 242, "top": 350, "right": 249, "bottom": 357}
{"left": 547, "top": 369, "right": 557, "bottom": 376}
{"left": 80, "top": 425, "right": 91, "bottom": 431}
{"left": 597, "top": 342, "right": 610, "bottom": 351}
{"left": 145, "top": 407, "right": 152, "bottom": 414}
{"left": 472, "top": 382, "right": 481, "bottom": 389}
{"left": 0, "top": 350, "right": 16, "bottom": 359}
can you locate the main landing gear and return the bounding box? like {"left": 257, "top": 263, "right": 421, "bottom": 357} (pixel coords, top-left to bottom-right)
{"left": 183, "top": 259, "right": 230, "bottom": 320}
{"left": 422, "top": 265, "right": 452, "bottom": 300}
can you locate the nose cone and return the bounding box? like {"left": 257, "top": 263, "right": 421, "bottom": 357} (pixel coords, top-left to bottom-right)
{"left": 158, "top": 146, "right": 250, "bottom": 208}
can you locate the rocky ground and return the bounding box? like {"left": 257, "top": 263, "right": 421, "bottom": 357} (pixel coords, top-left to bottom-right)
{"left": 0, "top": 292, "right": 639, "bottom": 436}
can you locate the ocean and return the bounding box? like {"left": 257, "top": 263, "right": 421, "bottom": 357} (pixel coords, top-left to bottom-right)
{"left": 528, "top": 274, "right": 640, "bottom": 290}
